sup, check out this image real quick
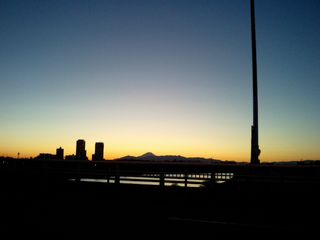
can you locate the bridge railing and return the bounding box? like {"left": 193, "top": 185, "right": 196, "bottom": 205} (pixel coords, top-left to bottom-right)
{"left": 1, "top": 158, "right": 320, "bottom": 187}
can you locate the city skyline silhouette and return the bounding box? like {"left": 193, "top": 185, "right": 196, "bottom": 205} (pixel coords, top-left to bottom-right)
{"left": 3, "top": 137, "right": 319, "bottom": 165}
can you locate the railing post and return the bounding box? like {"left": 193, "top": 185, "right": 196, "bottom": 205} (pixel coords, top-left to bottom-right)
{"left": 159, "top": 173, "right": 165, "bottom": 187}
{"left": 115, "top": 174, "right": 120, "bottom": 184}
{"left": 107, "top": 175, "right": 110, "bottom": 183}
{"left": 114, "top": 165, "right": 120, "bottom": 184}
{"left": 75, "top": 162, "right": 80, "bottom": 182}
{"left": 184, "top": 172, "right": 188, "bottom": 188}
{"left": 210, "top": 172, "right": 216, "bottom": 185}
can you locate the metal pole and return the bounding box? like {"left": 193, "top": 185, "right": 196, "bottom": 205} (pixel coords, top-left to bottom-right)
{"left": 250, "top": 0, "right": 261, "bottom": 164}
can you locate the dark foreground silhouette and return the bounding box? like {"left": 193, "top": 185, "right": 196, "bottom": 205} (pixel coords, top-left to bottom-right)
{"left": 1, "top": 160, "right": 320, "bottom": 237}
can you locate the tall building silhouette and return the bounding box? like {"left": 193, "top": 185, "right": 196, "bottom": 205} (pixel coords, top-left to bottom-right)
{"left": 92, "top": 142, "right": 104, "bottom": 161}
{"left": 56, "top": 147, "right": 64, "bottom": 160}
{"left": 76, "top": 139, "right": 87, "bottom": 160}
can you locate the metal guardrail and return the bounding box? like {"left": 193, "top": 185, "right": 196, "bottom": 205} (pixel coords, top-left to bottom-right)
{"left": 1, "top": 158, "right": 320, "bottom": 187}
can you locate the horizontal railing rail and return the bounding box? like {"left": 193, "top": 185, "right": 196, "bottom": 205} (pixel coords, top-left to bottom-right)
{"left": 1, "top": 158, "right": 320, "bottom": 187}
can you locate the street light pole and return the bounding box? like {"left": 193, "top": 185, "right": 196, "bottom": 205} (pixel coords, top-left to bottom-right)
{"left": 250, "top": 0, "right": 261, "bottom": 164}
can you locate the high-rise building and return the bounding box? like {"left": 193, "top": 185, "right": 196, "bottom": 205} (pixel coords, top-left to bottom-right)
{"left": 76, "top": 139, "right": 87, "bottom": 160}
{"left": 56, "top": 147, "right": 64, "bottom": 160}
{"left": 93, "top": 142, "right": 104, "bottom": 161}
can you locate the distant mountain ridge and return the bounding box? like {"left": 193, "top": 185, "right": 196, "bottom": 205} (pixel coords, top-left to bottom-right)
{"left": 113, "top": 153, "right": 320, "bottom": 165}
{"left": 114, "top": 152, "right": 222, "bottom": 163}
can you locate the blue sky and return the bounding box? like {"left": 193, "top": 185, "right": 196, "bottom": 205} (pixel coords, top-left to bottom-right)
{"left": 1, "top": 0, "right": 320, "bottom": 162}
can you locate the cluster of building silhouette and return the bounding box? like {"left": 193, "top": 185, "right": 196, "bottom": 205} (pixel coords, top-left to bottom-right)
{"left": 35, "top": 139, "right": 104, "bottom": 161}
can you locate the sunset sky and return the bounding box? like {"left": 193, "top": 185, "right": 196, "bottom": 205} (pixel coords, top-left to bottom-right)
{"left": 1, "top": 0, "right": 320, "bottom": 162}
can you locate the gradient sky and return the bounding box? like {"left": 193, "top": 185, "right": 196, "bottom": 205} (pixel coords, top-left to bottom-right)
{"left": 1, "top": 0, "right": 320, "bottom": 162}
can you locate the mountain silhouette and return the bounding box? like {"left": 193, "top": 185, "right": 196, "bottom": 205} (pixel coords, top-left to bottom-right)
{"left": 140, "top": 152, "right": 158, "bottom": 159}
{"left": 114, "top": 152, "right": 222, "bottom": 163}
